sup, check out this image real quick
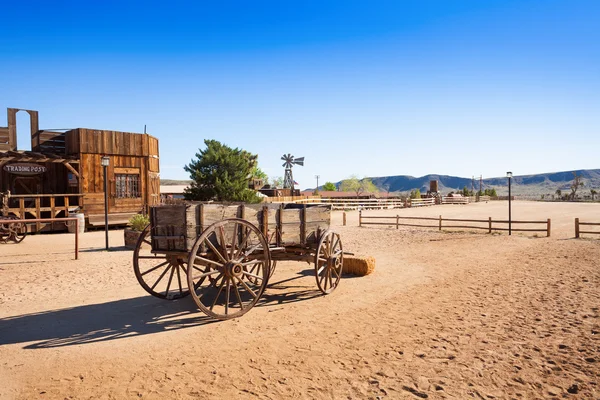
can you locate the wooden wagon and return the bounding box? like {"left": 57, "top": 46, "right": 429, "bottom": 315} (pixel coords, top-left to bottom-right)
{"left": 133, "top": 203, "right": 343, "bottom": 320}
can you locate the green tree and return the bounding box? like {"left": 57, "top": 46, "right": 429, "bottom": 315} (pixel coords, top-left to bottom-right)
{"left": 271, "top": 176, "right": 283, "bottom": 188}
{"left": 251, "top": 166, "right": 268, "bottom": 181}
{"left": 322, "top": 182, "right": 337, "bottom": 191}
{"left": 339, "top": 175, "right": 378, "bottom": 197}
{"left": 410, "top": 189, "right": 421, "bottom": 199}
{"left": 555, "top": 189, "right": 562, "bottom": 200}
{"left": 591, "top": 189, "right": 597, "bottom": 201}
{"left": 183, "top": 139, "right": 261, "bottom": 203}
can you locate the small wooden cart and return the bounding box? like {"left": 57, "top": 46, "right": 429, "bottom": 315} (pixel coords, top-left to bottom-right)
{"left": 133, "top": 203, "right": 343, "bottom": 320}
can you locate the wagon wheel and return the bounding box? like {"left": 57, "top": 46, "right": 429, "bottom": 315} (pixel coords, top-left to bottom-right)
{"left": 187, "top": 218, "right": 270, "bottom": 320}
{"left": 314, "top": 230, "right": 343, "bottom": 294}
{"left": 133, "top": 225, "right": 190, "bottom": 300}
{"left": 9, "top": 220, "right": 27, "bottom": 243}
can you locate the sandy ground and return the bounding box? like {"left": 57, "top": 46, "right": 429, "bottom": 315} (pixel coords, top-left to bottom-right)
{"left": 0, "top": 201, "right": 598, "bottom": 399}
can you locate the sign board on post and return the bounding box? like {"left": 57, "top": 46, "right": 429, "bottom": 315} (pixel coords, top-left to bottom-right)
{"left": 3, "top": 163, "right": 47, "bottom": 176}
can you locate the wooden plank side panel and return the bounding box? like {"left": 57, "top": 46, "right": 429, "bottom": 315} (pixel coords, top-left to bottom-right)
{"left": 279, "top": 209, "right": 302, "bottom": 245}
{"left": 151, "top": 205, "right": 187, "bottom": 251}
{"left": 304, "top": 205, "right": 331, "bottom": 245}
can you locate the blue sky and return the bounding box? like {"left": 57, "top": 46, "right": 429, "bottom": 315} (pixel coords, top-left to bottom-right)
{"left": 1, "top": 0, "right": 599, "bottom": 189}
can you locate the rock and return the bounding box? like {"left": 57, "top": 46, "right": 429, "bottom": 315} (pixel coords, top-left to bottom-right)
{"left": 567, "top": 384, "right": 579, "bottom": 394}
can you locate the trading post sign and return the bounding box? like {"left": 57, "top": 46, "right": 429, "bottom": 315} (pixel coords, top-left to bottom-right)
{"left": 3, "top": 163, "right": 47, "bottom": 176}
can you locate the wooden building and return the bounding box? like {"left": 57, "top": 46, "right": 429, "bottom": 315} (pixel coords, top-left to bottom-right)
{"left": 0, "top": 108, "right": 160, "bottom": 231}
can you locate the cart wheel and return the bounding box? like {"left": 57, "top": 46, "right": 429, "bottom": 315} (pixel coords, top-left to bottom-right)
{"left": 314, "top": 230, "right": 343, "bottom": 294}
{"left": 10, "top": 220, "right": 27, "bottom": 243}
{"left": 187, "top": 218, "right": 270, "bottom": 320}
{"left": 133, "top": 225, "right": 190, "bottom": 300}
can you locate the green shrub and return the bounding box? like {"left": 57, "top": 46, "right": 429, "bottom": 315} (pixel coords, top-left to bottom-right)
{"left": 129, "top": 214, "right": 150, "bottom": 231}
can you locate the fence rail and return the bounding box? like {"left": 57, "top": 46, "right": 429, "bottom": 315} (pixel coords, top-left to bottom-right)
{"left": 0, "top": 217, "right": 80, "bottom": 259}
{"left": 441, "top": 197, "right": 469, "bottom": 205}
{"left": 294, "top": 197, "right": 405, "bottom": 210}
{"left": 359, "top": 211, "right": 551, "bottom": 236}
{"left": 409, "top": 198, "right": 435, "bottom": 207}
{"left": 575, "top": 218, "right": 600, "bottom": 238}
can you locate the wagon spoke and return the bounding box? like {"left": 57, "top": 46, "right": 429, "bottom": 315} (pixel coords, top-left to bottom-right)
{"left": 332, "top": 265, "right": 341, "bottom": 279}
{"left": 234, "top": 275, "right": 258, "bottom": 299}
{"left": 233, "top": 281, "right": 244, "bottom": 309}
{"left": 140, "top": 260, "right": 169, "bottom": 276}
{"left": 141, "top": 238, "right": 152, "bottom": 246}
{"left": 218, "top": 226, "right": 230, "bottom": 261}
{"left": 194, "top": 254, "right": 224, "bottom": 268}
{"left": 204, "top": 236, "right": 228, "bottom": 264}
{"left": 190, "top": 269, "right": 219, "bottom": 281}
{"left": 176, "top": 261, "right": 184, "bottom": 295}
{"left": 150, "top": 263, "right": 172, "bottom": 290}
{"left": 234, "top": 226, "right": 251, "bottom": 259}
{"left": 225, "top": 278, "right": 231, "bottom": 315}
{"left": 210, "top": 276, "right": 227, "bottom": 311}
{"left": 230, "top": 221, "right": 239, "bottom": 260}
{"left": 243, "top": 242, "right": 262, "bottom": 257}
{"left": 165, "top": 265, "right": 176, "bottom": 294}
{"left": 317, "top": 264, "right": 326, "bottom": 275}
{"left": 242, "top": 271, "right": 264, "bottom": 281}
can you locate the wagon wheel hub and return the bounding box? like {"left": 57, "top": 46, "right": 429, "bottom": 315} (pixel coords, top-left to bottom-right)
{"left": 224, "top": 262, "right": 244, "bottom": 278}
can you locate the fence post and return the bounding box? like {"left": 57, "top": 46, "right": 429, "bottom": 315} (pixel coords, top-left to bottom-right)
{"left": 359, "top": 210, "right": 362, "bottom": 227}
{"left": 343, "top": 212, "right": 346, "bottom": 226}
{"left": 575, "top": 218, "right": 579, "bottom": 238}
{"left": 547, "top": 218, "right": 551, "bottom": 237}
{"left": 396, "top": 215, "right": 399, "bottom": 229}
{"left": 439, "top": 215, "right": 442, "bottom": 231}
{"left": 488, "top": 217, "right": 492, "bottom": 234}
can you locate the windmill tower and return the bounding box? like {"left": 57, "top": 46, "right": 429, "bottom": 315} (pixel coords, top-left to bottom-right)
{"left": 281, "top": 153, "right": 304, "bottom": 190}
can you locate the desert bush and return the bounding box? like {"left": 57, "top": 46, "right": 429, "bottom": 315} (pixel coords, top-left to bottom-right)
{"left": 129, "top": 214, "right": 150, "bottom": 231}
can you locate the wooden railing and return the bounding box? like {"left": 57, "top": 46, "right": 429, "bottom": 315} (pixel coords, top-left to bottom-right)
{"left": 294, "top": 197, "right": 405, "bottom": 210}
{"left": 1, "top": 193, "right": 84, "bottom": 232}
{"left": 0, "top": 217, "right": 80, "bottom": 259}
{"left": 441, "top": 196, "right": 469, "bottom": 205}
{"left": 359, "top": 212, "right": 551, "bottom": 236}
{"left": 575, "top": 218, "right": 600, "bottom": 238}
{"left": 409, "top": 198, "right": 435, "bottom": 207}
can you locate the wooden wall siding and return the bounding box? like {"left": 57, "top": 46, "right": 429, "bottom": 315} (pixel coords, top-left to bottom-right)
{"left": 148, "top": 135, "right": 159, "bottom": 172}
{"left": 80, "top": 153, "right": 146, "bottom": 214}
{"left": 0, "top": 127, "right": 10, "bottom": 151}
{"left": 77, "top": 129, "right": 150, "bottom": 156}
{"left": 64, "top": 129, "right": 81, "bottom": 155}
{"left": 31, "top": 130, "right": 67, "bottom": 154}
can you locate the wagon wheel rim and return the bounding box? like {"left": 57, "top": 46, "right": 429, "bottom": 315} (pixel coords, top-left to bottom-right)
{"left": 133, "top": 225, "right": 190, "bottom": 300}
{"left": 314, "top": 230, "right": 343, "bottom": 294}
{"left": 187, "top": 218, "right": 270, "bottom": 320}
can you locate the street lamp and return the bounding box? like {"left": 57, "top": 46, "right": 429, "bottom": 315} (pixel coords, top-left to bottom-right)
{"left": 101, "top": 156, "right": 110, "bottom": 249}
{"left": 506, "top": 171, "right": 512, "bottom": 236}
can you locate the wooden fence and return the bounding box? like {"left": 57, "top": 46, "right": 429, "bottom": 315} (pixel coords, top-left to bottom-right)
{"left": 294, "top": 197, "right": 405, "bottom": 210}
{"left": 359, "top": 211, "right": 551, "bottom": 236}
{"left": 441, "top": 196, "right": 469, "bottom": 205}
{"left": 575, "top": 218, "right": 600, "bottom": 238}
{"left": 409, "top": 198, "right": 435, "bottom": 207}
{"left": 0, "top": 217, "right": 80, "bottom": 259}
{"left": 2, "top": 193, "right": 84, "bottom": 232}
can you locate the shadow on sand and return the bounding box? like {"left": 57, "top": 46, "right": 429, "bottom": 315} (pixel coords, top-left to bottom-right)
{"left": 0, "top": 271, "right": 342, "bottom": 350}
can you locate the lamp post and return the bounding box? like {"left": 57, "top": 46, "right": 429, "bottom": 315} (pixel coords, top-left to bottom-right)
{"left": 314, "top": 175, "right": 320, "bottom": 194}
{"left": 506, "top": 171, "right": 512, "bottom": 236}
{"left": 101, "top": 156, "right": 110, "bottom": 249}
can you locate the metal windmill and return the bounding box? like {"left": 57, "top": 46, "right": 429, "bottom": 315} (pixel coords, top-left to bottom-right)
{"left": 281, "top": 153, "right": 304, "bottom": 190}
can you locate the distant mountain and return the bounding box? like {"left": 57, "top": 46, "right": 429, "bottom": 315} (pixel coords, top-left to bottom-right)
{"left": 334, "top": 169, "right": 600, "bottom": 197}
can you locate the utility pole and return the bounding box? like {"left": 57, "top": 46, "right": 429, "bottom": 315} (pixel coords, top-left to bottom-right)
{"left": 314, "top": 175, "right": 320, "bottom": 194}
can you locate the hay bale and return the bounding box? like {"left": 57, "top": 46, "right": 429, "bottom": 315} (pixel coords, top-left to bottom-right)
{"left": 343, "top": 255, "right": 376, "bottom": 276}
